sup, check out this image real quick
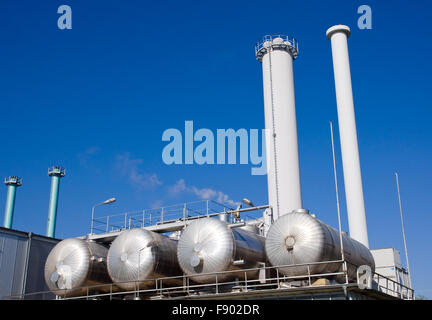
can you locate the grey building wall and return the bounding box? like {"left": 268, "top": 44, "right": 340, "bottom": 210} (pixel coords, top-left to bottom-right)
{"left": 0, "top": 227, "right": 60, "bottom": 300}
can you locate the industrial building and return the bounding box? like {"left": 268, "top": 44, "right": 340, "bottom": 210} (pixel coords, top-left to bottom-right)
{"left": 1, "top": 25, "right": 414, "bottom": 300}
{"left": 0, "top": 227, "right": 59, "bottom": 299}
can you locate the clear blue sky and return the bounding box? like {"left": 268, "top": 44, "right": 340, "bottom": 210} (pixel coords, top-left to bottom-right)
{"left": 1, "top": 0, "right": 431, "bottom": 297}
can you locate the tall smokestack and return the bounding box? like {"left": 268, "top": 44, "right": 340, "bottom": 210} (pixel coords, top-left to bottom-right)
{"left": 46, "top": 166, "right": 65, "bottom": 238}
{"left": 255, "top": 35, "right": 302, "bottom": 220}
{"left": 3, "top": 176, "right": 22, "bottom": 229}
{"left": 326, "top": 25, "right": 369, "bottom": 248}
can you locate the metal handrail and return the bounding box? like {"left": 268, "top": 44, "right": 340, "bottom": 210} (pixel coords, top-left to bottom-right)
{"left": 7, "top": 259, "right": 413, "bottom": 300}
{"left": 89, "top": 200, "right": 263, "bottom": 235}
{"left": 4, "top": 260, "right": 341, "bottom": 299}
{"left": 344, "top": 260, "right": 414, "bottom": 299}
{"left": 255, "top": 35, "right": 299, "bottom": 60}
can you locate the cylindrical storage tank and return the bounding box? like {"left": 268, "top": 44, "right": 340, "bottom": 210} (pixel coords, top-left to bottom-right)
{"left": 240, "top": 218, "right": 264, "bottom": 235}
{"left": 177, "top": 218, "right": 266, "bottom": 283}
{"left": 265, "top": 211, "right": 374, "bottom": 280}
{"left": 44, "top": 238, "right": 111, "bottom": 297}
{"left": 239, "top": 224, "right": 260, "bottom": 235}
{"left": 107, "top": 229, "right": 182, "bottom": 291}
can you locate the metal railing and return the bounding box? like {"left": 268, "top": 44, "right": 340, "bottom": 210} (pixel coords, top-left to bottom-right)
{"left": 373, "top": 271, "right": 413, "bottom": 300}
{"left": 90, "top": 200, "right": 245, "bottom": 235}
{"left": 4, "top": 176, "right": 22, "bottom": 185}
{"left": 255, "top": 35, "right": 299, "bottom": 60}
{"left": 7, "top": 260, "right": 414, "bottom": 300}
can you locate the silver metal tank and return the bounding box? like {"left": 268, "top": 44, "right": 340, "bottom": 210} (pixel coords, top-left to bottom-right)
{"left": 240, "top": 217, "right": 265, "bottom": 235}
{"left": 177, "top": 218, "right": 266, "bottom": 283}
{"left": 44, "top": 238, "right": 111, "bottom": 297}
{"left": 107, "top": 228, "right": 182, "bottom": 290}
{"left": 265, "top": 211, "right": 375, "bottom": 280}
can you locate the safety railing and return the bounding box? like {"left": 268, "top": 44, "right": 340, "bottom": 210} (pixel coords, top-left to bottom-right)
{"left": 90, "top": 200, "right": 240, "bottom": 235}
{"left": 343, "top": 260, "right": 414, "bottom": 300}
{"left": 255, "top": 35, "right": 299, "bottom": 60}
{"left": 373, "top": 270, "right": 413, "bottom": 300}
{"left": 6, "top": 260, "right": 415, "bottom": 300}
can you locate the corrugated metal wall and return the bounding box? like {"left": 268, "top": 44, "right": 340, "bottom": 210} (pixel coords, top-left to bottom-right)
{"left": 0, "top": 227, "right": 60, "bottom": 300}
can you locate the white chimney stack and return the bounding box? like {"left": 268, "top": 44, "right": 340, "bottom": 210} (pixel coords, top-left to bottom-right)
{"left": 256, "top": 35, "right": 303, "bottom": 220}
{"left": 326, "top": 25, "right": 369, "bottom": 248}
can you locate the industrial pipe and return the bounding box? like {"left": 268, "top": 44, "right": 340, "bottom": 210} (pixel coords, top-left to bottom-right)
{"left": 3, "top": 176, "right": 22, "bottom": 229}
{"left": 326, "top": 25, "right": 369, "bottom": 248}
{"left": 46, "top": 166, "right": 65, "bottom": 238}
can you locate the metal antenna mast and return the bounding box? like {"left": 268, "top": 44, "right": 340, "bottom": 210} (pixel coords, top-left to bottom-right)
{"left": 330, "top": 121, "right": 345, "bottom": 261}
{"left": 395, "top": 172, "right": 412, "bottom": 288}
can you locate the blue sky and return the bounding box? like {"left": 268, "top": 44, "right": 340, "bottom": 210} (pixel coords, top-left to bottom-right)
{"left": 0, "top": 0, "right": 431, "bottom": 297}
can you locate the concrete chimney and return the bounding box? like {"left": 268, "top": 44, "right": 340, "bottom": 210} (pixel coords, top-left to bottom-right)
{"left": 326, "top": 25, "right": 369, "bottom": 248}
{"left": 46, "top": 166, "right": 65, "bottom": 238}
{"left": 255, "top": 35, "right": 303, "bottom": 220}
{"left": 3, "top": 176, "right": 22, "bottom": 229}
